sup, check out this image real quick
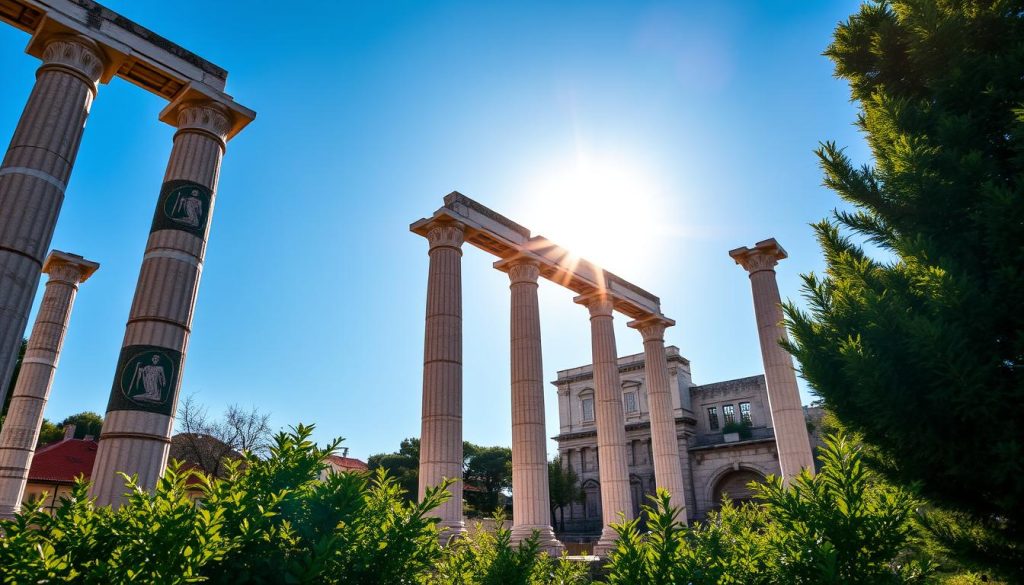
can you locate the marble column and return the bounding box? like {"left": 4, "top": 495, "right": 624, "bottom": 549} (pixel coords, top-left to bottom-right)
{"left": 627, "top": 315, "right": 688, "bottom": 524}
{"left": 418, "top": 220, "right": 466, "bottom": 540}
{"left": 90, "top": 101, "right": 232, "bottom": 506}
{"left": 730, "top": 238, "right": 814, "bottom": 483}
{"left": 502, "top": 258, "right": 563, "bottom": 553}
{"left": 0, "top": 251, "right": 98, "bottom": 517}
{"left": 0, "top": 35, "right": 105, "bottom": 409}
{"left": 575, "top": 293, "right": 633, "bottom": 556}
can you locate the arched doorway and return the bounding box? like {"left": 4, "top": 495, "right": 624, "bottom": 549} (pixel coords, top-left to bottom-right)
{"left": 712, "top": 469, "right": 765, "bottom": 507}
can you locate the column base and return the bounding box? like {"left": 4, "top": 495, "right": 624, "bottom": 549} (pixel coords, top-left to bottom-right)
{"left": 593, "top": 526, "right": 619, "bottom": 557}
{"left": 510, "top": 524, "right": 565, "bottom": 555}
{"left": 438, "top": 520, "right": 467, "bottom": 546}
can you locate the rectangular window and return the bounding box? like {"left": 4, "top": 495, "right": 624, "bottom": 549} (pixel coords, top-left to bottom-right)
{"left": 723, "top": 404, "right": 736, "bottom": 425}
{"left": 707, "top": 406, "right": 719, "bottom": 430}
{"left": 582, "top": 397, "right": 595, "bottom": 422}
{"left": 624, "top": 391, "right": 638, "bottom": 413}
{"left": 740, "top": 402, "right": 751, "bottom": 424}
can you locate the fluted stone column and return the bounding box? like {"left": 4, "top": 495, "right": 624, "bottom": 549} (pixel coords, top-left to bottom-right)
{"left": 628, "top": 315, "right": 688, "bottom": 524}
{"left": 0, "top": 35, "right": 105, "bottom": 409}
{"left": 90, "top": 101, "right": 232, "bottom": 506}
{"left": 418, "top": 220, "right": 466, "bottom": 540}
{"left": 730, "top": 238, "right": 814, "bottom": 483}
{"left": 502, "top": 258, "right": 563, "bottom": 553}
{"left": 576, "top": 293, "right": 633, "bottom": 556}
{"left": 0, "top": 251, "right": 98, "bottom": 517}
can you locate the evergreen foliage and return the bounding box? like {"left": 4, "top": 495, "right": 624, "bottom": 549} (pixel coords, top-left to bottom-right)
{"left": 783, "top": 0, "right": 1024, "bottom": 575}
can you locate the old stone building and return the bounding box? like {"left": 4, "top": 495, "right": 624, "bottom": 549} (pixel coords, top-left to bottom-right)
{"left": 553, "top": 346, "right": 817, "bottom": 535}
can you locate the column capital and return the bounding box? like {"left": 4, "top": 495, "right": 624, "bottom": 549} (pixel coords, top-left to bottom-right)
{"left": 496, "top": 256, "right": 541, "bottom": 285}
{"left": 574, "top": 292, "right": 614, "bottom": 318}
{"left": 627, "top": 314, "right": 676, "bottom": 342}
{"left": 173, "top": 101, "right": 232, "bottom": 146}
{"left": 729, "top": 238, "right": 787, "bottom": 275}
{"left": 425, "top": 220, "right": 465, "bottom": 252}
{"left": 37, "top": 35, "right": 106, "bottom": 90}
{"left": 42, "top": 250, "right": 99, "bottom": 285}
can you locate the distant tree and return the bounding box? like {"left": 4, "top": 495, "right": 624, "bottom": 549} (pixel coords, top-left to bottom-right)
{"left": 57, "top": 412, "right": 103, "bottom": 439}
{"left": 463, "top": 444, "right": 511, "bottom": 517}
{"left": 35, "top": 419, "right": 63, "bottom": 447}
{"left": 784, "top": 1, "right": 1024, "bottom": 578}
{"left": 548, "top": 456, "right": 583, "bottom": 532}
{"left": 170, "top": 394, "right": 272, "bottom": 477}
{"left": 368, "top": 437, "right": 421, "bottom": 502}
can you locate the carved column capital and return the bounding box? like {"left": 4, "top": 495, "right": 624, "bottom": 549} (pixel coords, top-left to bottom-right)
{"left": 627, "top": 315, "right": 675, "bottom": 343}
{"left": 576, "top": 294, "right": 614, "bottom": 318}
{"left": 425, "top": 221, "right": 465, "bottom": 252}
{"left": 175, "top": 101, "right": 232, "bottom": 146}
{"left": 40, "top": 35, "right": 106, "bottom": 89}
{"left": 41, "top": 251, "right": 99, "bottom": 285}
{"left": 729, "top": 238, "right": 787, "bottom": 275}
{"left": 507, "top": 259, "right": 540, "bottom": 285}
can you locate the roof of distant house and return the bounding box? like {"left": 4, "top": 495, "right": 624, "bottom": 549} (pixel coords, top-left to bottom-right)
{"left": 325, "top": 454, "right": 368, "bottom": 471}
{"left": 28, "top": 438, "right": 98, "bottom": 483}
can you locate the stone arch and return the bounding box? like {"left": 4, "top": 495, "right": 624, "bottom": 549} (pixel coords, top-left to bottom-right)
{"left": 704, "top": 463, "right": 770, "bottom": 509}
{"left": 628, "top": 473, "right": 647, "bottom": 517}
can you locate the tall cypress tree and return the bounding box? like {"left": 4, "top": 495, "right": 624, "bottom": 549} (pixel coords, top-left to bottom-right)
{"left": 784, "top": 0, "right": 1024, "bottom": 571}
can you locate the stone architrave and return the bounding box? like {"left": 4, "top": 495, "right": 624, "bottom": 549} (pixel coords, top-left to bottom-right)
{"left": 418, "top": 220, "right": 467, "bottom": 540}
{"left": 575, "top": 293, "right": 633, "bottom": 556}
{"left": 0, "top": 35, "right": 106, "bottom": 408}
{"left": 0, "top": 251, "right": 98, "bottom": 518}
{"left": 499, "top": 257, "right": 563, "bottom": 553}
{"left": 90, "top": 101, "right": 233, "bottom": 506}
{"left": 730, "top": 238, "right": 814, "bottom": 482}
{"left": 627, "top": 315, "right": 688, "bottom": 523}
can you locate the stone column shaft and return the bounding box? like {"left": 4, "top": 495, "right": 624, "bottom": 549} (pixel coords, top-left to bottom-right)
{"left": 730, "top": 239, "right": 814, "bottom": 483}
{"left": 0, "top": 35, "right": 105, "bottom": 408}
{"left": 418, "top": 221, "right": 466, "bottom": 540}
{"left": 629, "top": 317, "right": 688, "bottom": 523}
{"left": 91, "top": 102, "right": 232, "bottom": 506}
{"left": 0, "top": 251, "right": 97, "bottom": 517}
{"left": 503, "top": 259, "right": 563, "bottom": 553}
{"left": 577, "top": 294, "right": 633, "bottom": 556}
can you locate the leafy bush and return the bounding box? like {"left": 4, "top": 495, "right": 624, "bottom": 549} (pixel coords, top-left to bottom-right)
{"left": 428, "top": 514, "right": 590, "bottom": 585}
{"left": 0, "top": 424, "right": 450, "bottom": 584}
{"left": 605, "top": 433, "right": 931, "bottom": 584}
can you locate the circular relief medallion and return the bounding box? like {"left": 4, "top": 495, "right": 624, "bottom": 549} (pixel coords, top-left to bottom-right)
{"left": 119, "top": 349, "right": 175, "bottom": 407}
{"left": 163, "top": 184, "right": 209, "bottom": 229}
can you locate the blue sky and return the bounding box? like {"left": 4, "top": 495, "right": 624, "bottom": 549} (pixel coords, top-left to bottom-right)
{"left": 0, "top": 1, "right": 867, "bottom": 460}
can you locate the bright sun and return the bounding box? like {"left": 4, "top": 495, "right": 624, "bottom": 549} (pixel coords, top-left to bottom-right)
{"left": 522, "top": 153, "right": 664, "bottom": 278}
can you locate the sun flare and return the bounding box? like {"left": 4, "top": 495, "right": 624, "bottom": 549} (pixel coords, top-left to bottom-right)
{"left": 522, "top": 153, "right": 664, "bottom": 278}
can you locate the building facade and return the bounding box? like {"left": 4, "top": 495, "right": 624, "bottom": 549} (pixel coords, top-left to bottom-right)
{"left": 553, "top": 346, "right": 815, "bottom": 535}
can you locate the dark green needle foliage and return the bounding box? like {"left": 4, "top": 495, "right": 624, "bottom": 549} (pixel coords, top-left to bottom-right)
{"left": 783, "top": 0, "right": 1024, "bottom": 576}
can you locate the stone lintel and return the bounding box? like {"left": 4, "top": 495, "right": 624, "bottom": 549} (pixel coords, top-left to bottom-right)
{"left": 5, "top": 0, "right": 254, "bottom": 139}
{"left": 42, "top": 250, "right": 99, "bottom": 281}
{"left": 413, "top": 192, "right": 666, "bottom": 320}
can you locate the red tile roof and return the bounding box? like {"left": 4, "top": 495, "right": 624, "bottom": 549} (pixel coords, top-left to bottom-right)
{"left": 326, "top": 454, "right": 368, "bottom": 471}
{"left": 28, "top": 439, "right": 98, "bottom": 483}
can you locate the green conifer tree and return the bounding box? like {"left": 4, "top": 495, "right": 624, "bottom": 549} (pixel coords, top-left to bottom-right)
{"left": 784, "top": 0, "right": 1024, "bottom": 576}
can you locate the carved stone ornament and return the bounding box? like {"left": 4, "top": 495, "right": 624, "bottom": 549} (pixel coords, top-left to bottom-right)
{"left": 736, "top": 252, "right": 779, "bottom": 274}
{"left": 176, "top": 102, "right": 232, "bottom": 143}
{"left": 41, "top": 36, "right": 104, "bottom": 84}
{"left": 426, "top": 222, "right": 465, "bottom": 251}
{"left": 584, "top": 297, "right": 615, "bottom": 318}
{"left": 638, "top": 321, "right": 667, "bottom": 343}
{"left": 507, "top": 260, "right": 540, "bottom": 285}
{"left": 45, "top": 261, "right": 86, "bottom": 285}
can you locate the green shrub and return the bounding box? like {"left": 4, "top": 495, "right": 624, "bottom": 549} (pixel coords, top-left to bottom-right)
{"left": 605, "top": 433, "right": 931, "bottom": 585}
{"left": 0, "top": 424, "right": 451, "bottom": 585}
{"left": 428, "top": 513, "right": 590, "bottom": 585}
